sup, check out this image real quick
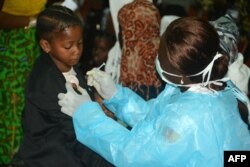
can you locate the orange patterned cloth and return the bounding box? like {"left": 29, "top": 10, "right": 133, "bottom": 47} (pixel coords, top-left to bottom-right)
{"left": 118, "top": 0, "right": 162, "bottom": 93}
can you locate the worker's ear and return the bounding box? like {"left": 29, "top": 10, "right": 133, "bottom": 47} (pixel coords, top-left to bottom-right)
{"left": 39, "top": 39, "right": 51, "bottom": 53}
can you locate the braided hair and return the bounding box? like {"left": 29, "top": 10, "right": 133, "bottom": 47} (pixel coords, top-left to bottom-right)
{"left": 36, "top": 5, "right": 83, "bottom": 41}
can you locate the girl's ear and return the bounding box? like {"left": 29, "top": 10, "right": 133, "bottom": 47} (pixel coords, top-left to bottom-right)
{"left": 39, "top": 39, "right": 51, "bottom": 53}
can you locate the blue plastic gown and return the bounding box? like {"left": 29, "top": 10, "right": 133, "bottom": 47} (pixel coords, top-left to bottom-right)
{"left": 73, "top": 82, "right": 250, "bottom": 167}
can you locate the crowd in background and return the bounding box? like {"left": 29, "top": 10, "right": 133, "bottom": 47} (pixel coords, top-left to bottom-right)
{"left": 78, "top": 0, "right": 250, "bottom": 72}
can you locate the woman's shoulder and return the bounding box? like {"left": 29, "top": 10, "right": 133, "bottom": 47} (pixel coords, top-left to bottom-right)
{"left": 168, "top": 88, "right": 237, "bottom": 117}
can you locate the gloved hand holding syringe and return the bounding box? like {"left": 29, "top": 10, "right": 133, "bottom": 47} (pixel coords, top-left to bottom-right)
{"left": 87, "top": 62, "right": 117, "bottom": 99}
{"left": 58, "top": 62, "right": 117, "bottom": 116}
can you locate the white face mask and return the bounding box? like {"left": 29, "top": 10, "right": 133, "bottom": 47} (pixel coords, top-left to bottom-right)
{"left": 155, "top": 53, "right": 229, "bottom": 89}
{"left": 155, "top": 56, "right": 179, "bottom": 86}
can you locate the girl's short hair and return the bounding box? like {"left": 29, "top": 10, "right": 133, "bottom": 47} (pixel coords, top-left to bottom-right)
{"left": 163, "top": 17, "right": 229, "bottom": 83}
{"left": 36, "top": 5, "right": 83, "bottom": 41}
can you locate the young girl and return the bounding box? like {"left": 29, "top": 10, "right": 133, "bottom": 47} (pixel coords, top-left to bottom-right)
{"left": 59, "top": 17, "right": 250, "bottom": 167}
{"left": 16, "top": 5, "right": 113, "bottom": 167}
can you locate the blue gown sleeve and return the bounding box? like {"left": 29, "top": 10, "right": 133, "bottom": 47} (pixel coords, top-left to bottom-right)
{"left": 103, "top": 84, "right": 155, "bottom": 127}
{"left": 73, "top": 102, "right": 130, "bottom": 165}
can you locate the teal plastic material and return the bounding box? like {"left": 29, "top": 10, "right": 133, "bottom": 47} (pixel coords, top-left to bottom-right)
{"left": 73, "top": 82, "right": 250, "bottom": 167}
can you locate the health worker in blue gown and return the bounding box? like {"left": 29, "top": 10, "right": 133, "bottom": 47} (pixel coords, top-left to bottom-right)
{"left": 58, "top": 17, "right": 250, "bottom": 167}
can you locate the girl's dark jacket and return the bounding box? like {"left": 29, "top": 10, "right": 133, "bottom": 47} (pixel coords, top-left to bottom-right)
{"left": 17, "top": 53, "right": 113, "bottom": 167}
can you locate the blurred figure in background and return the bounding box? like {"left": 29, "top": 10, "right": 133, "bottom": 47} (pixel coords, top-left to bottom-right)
{"left": 0, "top": 0, "right": 47, "bottom": 165}
{"left": 210, "top": 14, "right": 250, "bottom": 96}
{"left": 91, "top": 31, "right": 116, "bottom": 70}
{"left": 106, "top": 0, "right": 164, "bottom": 100}
{"left": 78, "top": 0, "right": 115, "bottom": 74}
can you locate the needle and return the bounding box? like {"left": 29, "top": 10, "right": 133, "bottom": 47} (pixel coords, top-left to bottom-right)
{"left": 97, "top": 62, "right": 105, "bottom": 70}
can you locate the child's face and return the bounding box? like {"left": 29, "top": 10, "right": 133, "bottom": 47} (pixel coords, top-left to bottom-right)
{"left": 92, "top": 37, "right": 112, "bottom": 66}
{"left": 47, "top": 26, "right": 83, "bottom": 72}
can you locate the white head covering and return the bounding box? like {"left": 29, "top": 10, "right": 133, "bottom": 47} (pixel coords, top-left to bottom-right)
{"left": 105, "top": 0, "right": 132, "bottom": 82}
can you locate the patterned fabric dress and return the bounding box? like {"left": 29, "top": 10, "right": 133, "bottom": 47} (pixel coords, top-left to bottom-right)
{"left": 0, "top": 27, "right": 40, "bottom": 165}
{"left": 0, "top": 0, "right": 46, "bottom": 164}
{"left": 118, "top": 0, "right": 164, "bottom": 100}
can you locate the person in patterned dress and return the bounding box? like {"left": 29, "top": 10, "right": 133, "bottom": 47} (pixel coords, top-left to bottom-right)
{"left": 106, "top": 0, "right": 165, "bottom": 100}
{"left": 0, "top": 0, "right": 47, "bottom": 164}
